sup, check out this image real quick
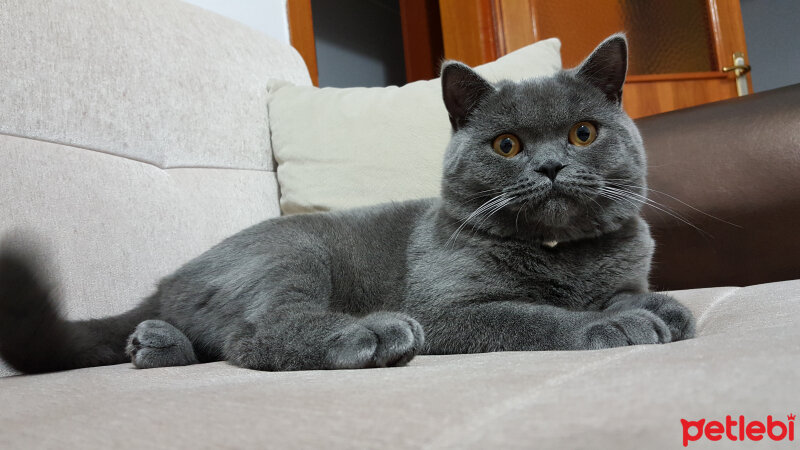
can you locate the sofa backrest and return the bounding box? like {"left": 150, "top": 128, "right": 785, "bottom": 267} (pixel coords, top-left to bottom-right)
{"left": 0, "top": 0, "right": 310, "bottom": 375}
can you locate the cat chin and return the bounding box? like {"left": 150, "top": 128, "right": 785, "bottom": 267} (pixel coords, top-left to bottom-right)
{"left": 520, "top": 195, "right": 580, "bottom": 227}
{"left": 508, "top": 220, "right": 625, "bottom": 244}
{"left": 495, "top": 198, "right": 631, "bottom": 243}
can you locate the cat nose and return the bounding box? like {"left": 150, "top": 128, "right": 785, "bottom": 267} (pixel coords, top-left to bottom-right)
{"left": 535, "top": 160, "right": 565, "bottom": 181}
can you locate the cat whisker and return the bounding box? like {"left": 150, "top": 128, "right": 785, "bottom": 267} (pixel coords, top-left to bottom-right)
{"left": 581, "top": 192, "right": 606, "bottom": 218}
{"left": 471, "top": 196, "right": 516, "bottom": 235}
{"left": 597, "top": 188, "right": 712, "bottom": 238}
{"left": 514, "top": 196, "right": 534, "bottom": 233}
{"left": 604, "top": 180, "right": 741, "bottom": 228}
{"left": 604, "top": 186, "right": 706, "bottom": 228}
{"left": 463, "top": 187, "right": 506, "bottom": 202}
{"left": 446, "top": 193, "right": 510, "bottom": 248}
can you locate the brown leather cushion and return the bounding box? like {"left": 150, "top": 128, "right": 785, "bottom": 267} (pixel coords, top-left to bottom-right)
{"left": 636, "top": 83, "right": 800, "bottom": 290}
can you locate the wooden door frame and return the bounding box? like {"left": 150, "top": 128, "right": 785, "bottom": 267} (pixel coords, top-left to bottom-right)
{"left": 399, "top": 0, "right": 445, "bottom": 82}
{"left": 439, "top": 0, "right": 499, "bottom": 67}
{"left": 287, "top": 0, "right": 319, "bottom": 86}
{"left": 706, "top": 0, "right": 753, "bottom": 92}
{"left": 288, "top": 0, "right": 445, "bottom": 85}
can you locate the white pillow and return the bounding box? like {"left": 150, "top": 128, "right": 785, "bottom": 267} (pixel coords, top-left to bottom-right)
{"left": 268, "top": 38, "right": 562, "bottom": 214}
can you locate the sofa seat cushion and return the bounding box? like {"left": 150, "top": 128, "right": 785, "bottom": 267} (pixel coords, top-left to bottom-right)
{"left": 2, "top": 280, "right": 798, "bottom": 448}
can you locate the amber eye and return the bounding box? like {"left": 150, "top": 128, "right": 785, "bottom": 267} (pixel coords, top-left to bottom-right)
{"left": 568, "top": 122, "right": 597, "bottom": 146}
{"left": 492, "top": 134, "right": 521, "bottom": 157}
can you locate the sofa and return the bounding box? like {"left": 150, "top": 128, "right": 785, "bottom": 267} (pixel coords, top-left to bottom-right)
{"left": 1, "top": 1, "right": 798, "bottom": 448}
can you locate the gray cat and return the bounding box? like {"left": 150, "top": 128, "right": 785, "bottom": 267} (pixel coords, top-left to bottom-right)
{"left": 0, "top": 34, "right": 694, "bottom": 373}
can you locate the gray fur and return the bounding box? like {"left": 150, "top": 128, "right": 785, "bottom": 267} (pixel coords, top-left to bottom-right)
{"left": 0, "top": 34, "right": 695, "bottom": 373}
{"left": 127, "top": 320, "right": 198, "bottom": 368}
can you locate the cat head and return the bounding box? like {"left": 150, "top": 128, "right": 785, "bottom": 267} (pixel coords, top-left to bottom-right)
{"left": 439, "top": 34, "right": 646, "bottom": 243}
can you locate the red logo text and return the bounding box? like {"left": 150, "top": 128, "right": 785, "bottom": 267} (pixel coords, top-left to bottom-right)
{"left": 681, "top": 414, "right": 795, "bottom": 446}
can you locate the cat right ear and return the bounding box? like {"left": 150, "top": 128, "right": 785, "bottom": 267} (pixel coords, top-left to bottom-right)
{"left": 441, "top": 61, "right": 494, "bottom": 130}
{"left": 576, "top": 34, "right": 628, "bottom": 104}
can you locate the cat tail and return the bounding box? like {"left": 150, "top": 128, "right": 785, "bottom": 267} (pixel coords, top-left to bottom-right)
{"left": 0, "top": 241, "right": 158, "bottom": 374}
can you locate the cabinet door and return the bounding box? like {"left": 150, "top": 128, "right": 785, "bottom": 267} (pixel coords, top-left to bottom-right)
{"left": 439, "top": 0, "right": 753, "bottom": 118}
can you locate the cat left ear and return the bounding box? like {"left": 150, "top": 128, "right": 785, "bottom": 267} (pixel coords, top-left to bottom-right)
{"left": 441, "top": 61, "right": 494, "bottom": 130}
{"left": 576, "top": 34, "right": 628, "bottom": 104}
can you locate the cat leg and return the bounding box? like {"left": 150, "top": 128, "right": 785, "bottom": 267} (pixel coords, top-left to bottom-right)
{"left": 224, "top": 304, "right": 424, "bottom": 371}
{"left": 603, "top": 292, "right": 696, "bottom": 341}
{"left": 126, "top": 320, "right": 199, "bottom": 369}
{"left": 220, "top": 249, "right": 425, "bottom": 371}
{"left": 411, "top": 300, "right": 672, "bottom": 354}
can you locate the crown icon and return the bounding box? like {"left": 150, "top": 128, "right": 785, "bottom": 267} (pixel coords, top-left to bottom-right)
{"left": 789, "top": 414, "right": 796, "bottom": 421}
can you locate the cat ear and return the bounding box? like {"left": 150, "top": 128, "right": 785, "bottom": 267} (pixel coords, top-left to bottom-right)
{"left": 441, "top": 61, "right": 494, "bottom": 130}
{"left": 576, "top": 33, "right": 628, "bottom": 104}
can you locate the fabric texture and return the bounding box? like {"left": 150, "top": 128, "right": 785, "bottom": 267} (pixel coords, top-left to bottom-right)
{"left": 269, "top": 38, "right": 562, "bottom": 214}
{"left": 0, "top": 0, "right": 310, "bottom": 170}
{"left": 1, "top": 280, "right": 798, "bottom": 448}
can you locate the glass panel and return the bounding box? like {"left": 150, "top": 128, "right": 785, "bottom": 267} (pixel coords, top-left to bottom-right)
{"left": 531, "top": 0, "right": 716, "bottom": 75}
{"left": 621, "top": 1, "right": 715, "bottom": 74}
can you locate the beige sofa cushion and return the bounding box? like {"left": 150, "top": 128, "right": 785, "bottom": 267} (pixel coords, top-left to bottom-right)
{"left": 270, "top": 38, "right": 562, "bottom": 214}
{"left": 1, "top": 279, "right": 797, "bottom": 448}
{"left": 0, "top": 135, "right": 281, "bottom": 321}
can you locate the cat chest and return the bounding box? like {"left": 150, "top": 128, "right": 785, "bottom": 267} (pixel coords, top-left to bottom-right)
{"left": 489, "top": 246, "right": 636, "bottom": 308}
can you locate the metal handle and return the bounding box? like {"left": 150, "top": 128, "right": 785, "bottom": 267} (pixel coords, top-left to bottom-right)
{"left": 722, "top": 52, "right": 750, "bottom": 96}
{"left": 722, "top": 64, "right": 751, "bottom": 74}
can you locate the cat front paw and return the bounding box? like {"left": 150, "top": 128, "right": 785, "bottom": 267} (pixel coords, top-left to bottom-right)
{"left": 325, "top": 312, "right": 425, "bottom": 369}
{"left": 635, "top": 293, "right": 696, "bottom": 341}
{"left": 580, "top": 309, "right": 671, "bottom": 350}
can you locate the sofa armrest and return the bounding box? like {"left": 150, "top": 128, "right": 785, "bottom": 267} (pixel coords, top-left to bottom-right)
{"left": 636, "top": 84, "right": 800, "bottom": 290}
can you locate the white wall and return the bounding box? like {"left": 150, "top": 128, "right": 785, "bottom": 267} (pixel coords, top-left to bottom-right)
{"left": 181, "top": 0, "right": 290, "bottom": 45}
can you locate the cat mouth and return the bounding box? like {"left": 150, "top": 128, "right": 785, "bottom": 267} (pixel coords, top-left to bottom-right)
{"left": 508, "top": 184, "right": 588, "bottom": 223}
{"left": 510, "top": 188, "right": 579, "bottom": 214}
{"left": 531, "top": 182, "right": 583, "bottom": 202}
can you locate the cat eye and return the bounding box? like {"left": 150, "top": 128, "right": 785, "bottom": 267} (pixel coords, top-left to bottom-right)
{"left": 568, "top": 122, "right": 597, "bottom": 146}
{"left": 492, "top": 134, "right": 521, "bottom": 158}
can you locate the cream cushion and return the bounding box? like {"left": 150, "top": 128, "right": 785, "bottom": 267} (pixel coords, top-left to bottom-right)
{"left": 269, "top": 38, "right": 562, "bottom": 214}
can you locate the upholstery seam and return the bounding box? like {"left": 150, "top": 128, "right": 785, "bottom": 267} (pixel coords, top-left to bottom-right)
{"left": 423, "top": 346, "right": 649, "bottom": 449}
{"left": 265, "top": 82, "right": 285, "bottom": 208}
{"left": 0, "top": 131, "right": 274, "bottom": 173}
{"left": 695, "top": 287, "right": 742, "bottom": 333}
